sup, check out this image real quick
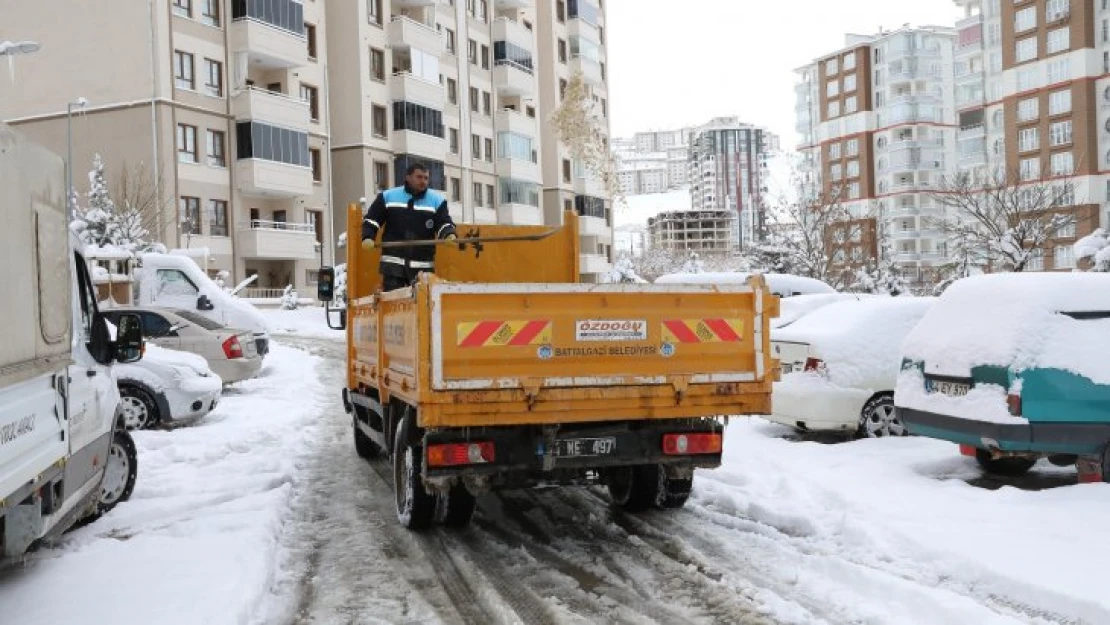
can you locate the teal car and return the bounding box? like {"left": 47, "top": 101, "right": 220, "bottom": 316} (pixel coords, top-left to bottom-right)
{"left": 894, "top": 273, "right": 1110, "bottom": 478}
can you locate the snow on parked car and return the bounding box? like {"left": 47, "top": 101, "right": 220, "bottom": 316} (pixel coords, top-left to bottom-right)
{"left": 772, "top": 292, "right": 874, "bottom": 329}
{"left": 768, "top": 296, "right": 935, "bottom": 437}
{"left": 654, "top": 271, "right": 836, "bottom": 298}
{"left": 113, "top": 343, "right": 223, "bottom": 430}
{"left": 896, "top": 272, "right": 1110, "bottom": 477}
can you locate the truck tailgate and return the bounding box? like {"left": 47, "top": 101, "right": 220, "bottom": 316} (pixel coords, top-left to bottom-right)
{"left": 431, "top": 283, "right": 768, "bottom": 390}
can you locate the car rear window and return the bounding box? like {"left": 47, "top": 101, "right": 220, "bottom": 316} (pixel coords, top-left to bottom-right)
{"left": 173, "top": 309, "right": 226, "bottom": 331}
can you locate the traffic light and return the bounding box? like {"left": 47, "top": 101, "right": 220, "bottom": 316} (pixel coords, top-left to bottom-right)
{"left": 317, "top": 266, "right": 335, "bottom": 302}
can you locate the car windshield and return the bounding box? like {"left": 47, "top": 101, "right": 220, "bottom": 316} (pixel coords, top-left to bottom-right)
{"left": 173, "top": 309, "right": 227, "bottom": 331}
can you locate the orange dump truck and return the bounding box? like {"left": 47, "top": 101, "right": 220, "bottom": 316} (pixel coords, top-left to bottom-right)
{"left": 319, "top": 205, "right": 778, "bottom": 529}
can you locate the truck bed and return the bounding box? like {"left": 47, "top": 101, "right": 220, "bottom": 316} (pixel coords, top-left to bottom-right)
{"left": 349, "top": 278, "right": 777, "bottom": 428}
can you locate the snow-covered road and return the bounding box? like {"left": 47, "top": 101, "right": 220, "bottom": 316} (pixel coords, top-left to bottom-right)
{"left": 4, "top": 327, "right": 1110, "bottom": 624}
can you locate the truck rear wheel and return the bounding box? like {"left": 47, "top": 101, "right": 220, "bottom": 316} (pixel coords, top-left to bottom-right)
{"left": 393, "top": 416, "right": 437, "bottom": 530}
{"left": 608, "top": 465, "right": 692, "bottom": 512}
{"left": 439, "top": 483, "right": 476, "bottom": 528}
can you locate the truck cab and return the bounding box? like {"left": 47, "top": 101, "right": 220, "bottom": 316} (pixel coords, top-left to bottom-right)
{"left": 1, "top": 123, "right": 143, "bottom": 563}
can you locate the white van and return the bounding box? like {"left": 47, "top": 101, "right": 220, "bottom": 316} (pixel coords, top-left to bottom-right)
{"left": 1, "top": 124, "right": 143, "bottom": 562}
{"left": 134, "top": 253, "right": 272, "bottom": 357}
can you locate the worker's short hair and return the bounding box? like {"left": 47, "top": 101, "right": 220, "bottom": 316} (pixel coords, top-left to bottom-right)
{"left": 405, "top": 162, "right": 429, "bottom": 176}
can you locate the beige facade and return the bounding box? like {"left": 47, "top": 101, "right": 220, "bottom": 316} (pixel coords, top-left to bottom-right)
{"left": 0, "top": 0, "right": 335, "bottom": 294}
{"left": 326, "top": 0, "right": 613, "bottom": 281}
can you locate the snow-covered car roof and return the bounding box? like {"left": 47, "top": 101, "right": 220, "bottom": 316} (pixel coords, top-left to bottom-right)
{"left": 654, "top": 272, "right": 836, "bottom": 297}
{"left": 773, "top": 293, "right": 870, "bottom": 329}
{"left": 903, "top": 272, "right": 1110, "bottom": 381}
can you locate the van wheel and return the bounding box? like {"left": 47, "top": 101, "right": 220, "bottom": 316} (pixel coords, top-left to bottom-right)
{"left": 439, "top": 483, "right": 477, "bottom": 528}
{"left": 353, "top": 414, "right": 382, "bottom": 460}
{"left": 393, "top": 416, "right": 437, "bottom": 530}
{"left": 857, "top": 395, "right": 904, "bottom": 438}
{"left": 99, "top": 428, "right": 138, "bottom": 514}
{"left": 119, "top": 386, "right": 159, "bottom": 430}
{"left": 975, "top": 449, "right": 1036, "bottom": 476}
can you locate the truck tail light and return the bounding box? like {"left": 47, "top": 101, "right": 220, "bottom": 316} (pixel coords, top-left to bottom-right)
{"left": 662, "top": 433, "right": 722, "bottom": 455}
{"left": 222, "top": 336, "right": 244, "bottom": 359}
{"left": 1007, "top": 393, "right": 1022, "bottom": 417}
{"left": 427, "top": 442, "right": 495, "bottom": 467}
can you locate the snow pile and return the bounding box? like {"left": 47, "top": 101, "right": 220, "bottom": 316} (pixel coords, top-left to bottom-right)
{"left": 279, "top": 285, "right": 299, "bottom": 310}
{"left": 258, "top": 307, "right": 343, "bottom": 341}
{"left": 655, "top": 271, "right": 836, "bottom": 297}
{"left": 903, "top": 273, "right": 1110, "bottom": 381}
{"left": 895, "top": 367, "right": 1019, "bottom": 424}
{"left": 774, "top": 297, "right": 934, "bottom": 389}
{"left": 1075, "top": 228, "right": 1110, "bottom": 271}
{"left": 4, "top": 344, "right": 324, "bottom": 624}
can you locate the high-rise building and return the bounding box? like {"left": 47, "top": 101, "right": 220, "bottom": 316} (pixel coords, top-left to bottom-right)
{"left": 952, "top": 0, "right": 1101, "bottom": 272}
{"left": 614, "top": 126, "right": 693, "bottom": 194}
{"left": 0, "top": 0, "right": 335, "bottom": 294}
{"left": 327, "top": 0, "right": 613, "bottom": 282}
{"left": 795, "top": 26, "right": 957, "bottom": 286}
{"left": 686, "top": 117, "right": 776, "bottom": 248}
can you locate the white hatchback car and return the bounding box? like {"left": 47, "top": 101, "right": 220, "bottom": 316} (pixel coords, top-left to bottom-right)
{"left": 114, "top": 344, "right": 223, "bottom": 430}
{"left": 768, "top": 296, "right": 935, "bottom": 438}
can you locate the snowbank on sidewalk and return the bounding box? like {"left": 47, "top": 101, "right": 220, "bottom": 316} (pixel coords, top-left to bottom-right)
{"left": 259, "top": 306, "right": 345, "bottom": 341}
{"left": 4, "top": 344, "right": 324, "bottom": 625}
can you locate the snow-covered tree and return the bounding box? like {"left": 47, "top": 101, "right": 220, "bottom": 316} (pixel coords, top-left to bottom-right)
{"left": 928, "top": 169, "right": 1077, "bottom": 273}
{"left": 852, "top": 241, "right": 909, "bottom": 296}
{"left": 606, "top": 256, "right": 647, "bottom": 283}
{"left": 1075, "top": 228, "right": 1110, "bottom": 272}
{"left": 280, "top": 285, "right": 299, "bottom": 310}
{"left": 932, "top": 229, "right": 987, "bottom": 295}
{"left": 550, "top": 71, "right": 621, "bottom": 203}
{"left": 333, "top": 263, "right": 349, "bottom": 306}
{"left": 71, "top": 154, "right": 166, "bottom": 253}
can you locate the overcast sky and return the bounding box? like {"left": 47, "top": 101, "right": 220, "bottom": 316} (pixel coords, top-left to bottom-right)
{"left": 605, "top": 0, "right": 965, "bottom": 150}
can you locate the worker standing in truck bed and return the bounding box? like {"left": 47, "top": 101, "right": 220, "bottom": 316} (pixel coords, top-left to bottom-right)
{"left": 361, "top": 162, "right": 458, "bottom": 291}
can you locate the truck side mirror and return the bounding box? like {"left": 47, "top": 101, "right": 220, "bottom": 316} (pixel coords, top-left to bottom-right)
{"left": 317, "top": 266, "right": 335, "bottom": 302}
{"left": 114, "top": 312, "right": 145, "bottom": 364}
{"left": 197, "top": 294, "right": 215, "bottom": 311}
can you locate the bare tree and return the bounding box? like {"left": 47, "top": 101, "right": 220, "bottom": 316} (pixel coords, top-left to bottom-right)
{"left": 113, "top": 159, "right": 173, "bottom": 248}
{"left": 549, "top": 71, "right": 622, "bottom": 204}
{"left": 928, "top": 168, "right": 1077, "bottom": 274}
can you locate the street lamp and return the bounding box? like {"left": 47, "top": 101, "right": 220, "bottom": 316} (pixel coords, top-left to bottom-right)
{"left": 0, "top": 40, "right": 40, "bottom": 56}
{"left": 66, "top": 97, "right": 88, "bottom": 220}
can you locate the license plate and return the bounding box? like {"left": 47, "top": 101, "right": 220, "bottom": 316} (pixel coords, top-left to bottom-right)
{"left": 927, "top": 379, "right": 970, "bottom": 397}
{"left": 556, "top": 437, "right": 616, "bottom": 458}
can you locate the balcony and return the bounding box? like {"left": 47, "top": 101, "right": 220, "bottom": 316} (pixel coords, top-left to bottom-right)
{"left": 573, "top": 175, "right": 607, "bottom": 198}
{"left": 892, "top": 230, "right": 921, "bottom": 240}
{"left": 579, "top": 214, "right": 612, "bottom": 239}
{"left": 957, "top": 124, "right": 986, "bottom": 140}
{"left": 888, "top": 93, "right": 938, "bottom": 107}
{"left": 493, "top": 17, "right": 533, "bottom": 49}
{"left": 229, "top": 16, "right": 307, "bottom": 69}
{"left": 494, "top": 0, "right": 533, "bottom": 8}
{"left": 392, "top": 130, "right": 446, "bottom": 160}
{"left": 389, "top": 72, "right": 444, "bottom": 106}
{"left": 236, "top": 159, "right": 313, "bottom": 198}
{"left": 889, "top": 205, "right": 920, "bottom": 218}
{"left": 496, "top": 203, "right": 544, "bottom": 225}
{"left": 570, "top": 55, "right": 603, "bottom": 85}
{"left": 493, "top": 60, "right": 535, "bottom": 96}
{"left": 579, "top": 253, "right": 611, "bottom": 275}
{"left": 394, "top": 0, "right": 436, "bottom": 6}
{"left": 497, "top": 157, "right": 541, "bottom": 183}
{"left": 231, "top": 88, "right": 309, "bottom": 132}
{"left": 959, "top": 147, "right": 987, "bottom": 164}
{"left": 387, "top": 15, "right": 443, "bottom": 55}
{"left": 495, "top": 108, "right": 537, "bottom": 136}
{"left": 472, "top": 207, "right": 498, "bottom": 224}
{"left": 236, "top": 221, "right": 318, "bottom": 260}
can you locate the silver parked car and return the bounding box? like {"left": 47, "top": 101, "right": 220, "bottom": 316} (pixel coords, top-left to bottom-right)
{"left": 103, "top": 307, "right": 263, "bottom": 384}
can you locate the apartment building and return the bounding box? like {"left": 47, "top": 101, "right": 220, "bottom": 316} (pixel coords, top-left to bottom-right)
{"left": 952, "top": 0, "right": 1103, "bottom": 272}
{"left": 647, "top": 208, "right": 738, "bottom": 255}
{"left": 795, "top": 26, "right": 957, "bottom": 286}
{"left": 614, "top": 126, "right": 692, "bottom": 194}
{"left": 616, "top": 153, "right": 669, "bottom": 194}
{"left": 0, "top": 0, "right": 335, "bottom": 295}
{"left": 687, "top": 117, "right": 776, "bottom": 249}
{"left": 325, "top": 0, "right": 611, "bottom": 281}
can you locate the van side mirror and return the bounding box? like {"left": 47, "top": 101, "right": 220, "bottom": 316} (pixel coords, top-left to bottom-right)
{"left": 317, "top": 266, "right": 335, "bottom": 302}
{"left": 114, "top": 313, "right": 145, "bottom": 364}
{"left": 197, "top": 294, "right": 215, "bottom": 311}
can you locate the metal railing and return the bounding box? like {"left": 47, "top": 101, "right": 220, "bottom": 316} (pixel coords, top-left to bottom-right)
{"left": 241, "top": 287, "right": 290, "bottom": 299}
{"left": 242, "top": 219, "right": 316, "bottom": 233}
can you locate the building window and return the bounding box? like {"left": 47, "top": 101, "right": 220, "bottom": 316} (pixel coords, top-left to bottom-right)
{"left": 843, "top": 52, "right": 856, "bottom": 70}
{"left": 1047, "top": 57, "right": 1070, "bottom": 83}
{"left": 373, "top": 161, "right": 389, "bottom": 190}
{"left": 1018, "top": 97, "right": 1038, "bottom": 122}
{"left": 830, "top": 164, "right": 842, "bottom": 180}
{"left": 206, "top": 129, "right": 226, "bottom": 167}
{"left": 450, "top": 177, "right": 461, "bottom": 201}
{"left": 827, "top": 101, "right": 840, "bottom": 118}
{"left": 372, "top": 105, "right": 387, "bottom": 138}
{"left": 1020, "top": 156, "right": 1040, "bottom": 181}
{"left": 469, "top": 87, "right": 479, "bottom": 112}
{"left": 1054, "top": 245, "right": 1076, "bottom": 269}
{"left": 1027, "top": 249, "right": 1045, "bottom": 271}
{"left": 445, "top": 29, "right": 456, "bottom": 54}
{"left": 174, "top": 50, "right": 195, "bottom": 90}
{"left": 177, "top": 124, "right": 197, "bottom": 163}
{"left": 829, "top": 142, "right": 841, "bottom": 159}
{"left": 392, "top": 101, "right": 445, "bottom": 138}
{"left": 310, "top": 148, "right": 322, "bottom": 182}
{"left": 234, "top": 122, "right": 310, "bottom": 166}
{"left": 1046, "top": 0, "right": 1070, "bottom": 22}
{"left": 482, "top": 91, "right": 491, "bottom": 115}
{"left": 368, "top": 0, "right": 382, "bottom": 25}
{"left": 1018, "top": 127, "right": 1039, "bottom": 152}
{"left": 304, "top": 23, "right": 317, "bottom": 58}
{"left": 846, "top": 159, "right": 860, "bottom": 178}
{"left": 473, "top": 182, "right": 484, "bottom": 207}
{"left": 201, "top": 0, "right": 219, "bottom": 25}
{"left": 1049, "top": 89, "right": 1071, "bottom": 115}
{"left": 481, "top": 44, "right": 490, "bottom": 70}
{"left": 370, "top": 48, "right": 385, "bottom": 81}
{"left": 846, "top": 138, "right": 858, "bottom": 156}
{"left": 471, "top": 134, "right": 481, "bottom": 158}
{"left": 207, "top": 200, "right": 228, "bottom": 236}
{"left": 1051, "top": 151, "right": 1073, "bottom": 176}
{"left": 180, "top": 197, "right": 201, "bottom": 234}
{"left": 447, "top": 78, "right": 457, "bottom": 104}
{"left": 1047, "top": 26, "right": 1069, "bottom": 55}
{"left": 486, "top": 183, "right": 496, "bottom": 207}
{"left": 562, "top": 159, "right": 572, "bottom": 183}
{"left": 300, "top": 84, "right": 319, "bottom": 121}
{"left": 1015, "top": 6, "right": 1036, "bottom": 33}
{"left": 449, "top": 128, "right": 459, "bottom": 154}
{"left": 1015, "top": 36, "right": 1037, "bottom": 63}
{"left": 825, "top": 57, "right": 839, "bottom": 75}
{"left": 843, "top": 74, "right": 856, "bottom": 92}
{"left": 1050, "top": 120, "right": 1072, "bottom": 146}
{"left": 848, "top": 182, "right": 860, "bottom": 199}
{"left": 468, "top": 39, "right": 478, "bottom": 64}
{"left": 204, "top": 58, "right": 223, "bottom": 97}
{"left": 173, "top": 0, "right": 191, "bottom": 18}
{"left": 826, "top": 80, "right": 840, "bottom": 97}
{"left": 1057, "top": 218, "right": 1077, "bottom": 238}
{"left": 556, "top": 0, "right": 565, "bottom": 22}
{"left": 844, "top": 96, "right": 858, "bottom": 114}
{"left": 558, "top": 39, "right": 567, "bottom": 63}
{"left": 559, "top": 79, "right": 567, "bottom": 100}
{"left": 503, "top": 179, "right": 540, "bottom": 207}
{"left": 484, "top": 138, "right": 494, "bottom": 162}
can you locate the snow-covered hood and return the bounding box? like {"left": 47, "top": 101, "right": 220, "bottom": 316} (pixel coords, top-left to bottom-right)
{"left": 141, "top": 343, "right": 213, "bottom": 378}
{"left": 655, "top": 271, "right": 836, "bottom": 297}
